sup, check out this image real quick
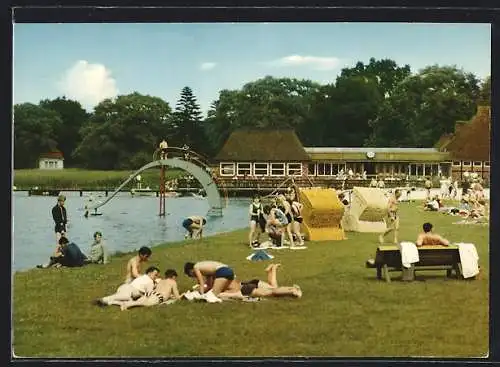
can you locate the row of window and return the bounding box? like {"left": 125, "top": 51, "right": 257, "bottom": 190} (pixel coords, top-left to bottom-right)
{"left": 42, "top": 160, "right": 61, "bottom": 168}
{"left": 308, "top": 163, "right": 444, "bottom": 176}
{"left": 220, "top": 162, "right": 302, "bottom": 177}
{"left": 452, "top": 161, "right": 490, "bottom": 167}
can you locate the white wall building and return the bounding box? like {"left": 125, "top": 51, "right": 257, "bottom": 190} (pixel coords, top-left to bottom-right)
{"left": 38, "top": 152, "right": 64, "bottom": 169}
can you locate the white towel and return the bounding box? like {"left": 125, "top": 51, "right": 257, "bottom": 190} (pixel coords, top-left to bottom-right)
{"left": 457, "top": 243, "right": 480, "bottom": 279}
{"left": 398, "top": 241, "right": 420, "bottom": 268}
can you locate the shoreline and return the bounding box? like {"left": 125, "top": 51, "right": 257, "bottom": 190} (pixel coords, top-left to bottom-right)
{"left": 12, "top": 226, "right": 249, "bottom": 274}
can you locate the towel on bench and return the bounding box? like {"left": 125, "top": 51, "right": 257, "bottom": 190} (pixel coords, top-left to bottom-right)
{"left": 457, "top": 243, "right": 479, "bottom": 278}
{"left": 398, "top": 241, "right": 419, "bottom": 268}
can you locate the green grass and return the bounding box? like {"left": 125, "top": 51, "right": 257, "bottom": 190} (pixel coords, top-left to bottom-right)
{"left": 12, "top": 202, "right": 489, "bottom": 358}
{"left": 13, "top": 168, "right": 184, "bottom": 190}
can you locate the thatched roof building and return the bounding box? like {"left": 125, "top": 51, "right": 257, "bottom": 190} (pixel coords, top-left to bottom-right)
{"left": 214, "top": 129, "right": 310, "bottom": 162}
{"left": 436, "top": 106, "right": 490, "bottom": 161}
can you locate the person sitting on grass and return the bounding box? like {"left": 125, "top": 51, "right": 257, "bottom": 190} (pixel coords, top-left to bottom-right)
{"left": 423, "top": 196, "right": 442, "bottom": 211}
{"left": 263, "top": 204, "right": 288, "bottom": 247}
{"left": 182, "top": 216, "right": 207, "bottom": 239}
{"left": 124, "top": 246, "right": 152, "bottom": 283}
{"left": 218, "top": 263, "right": 302, "bottom": 300}
{"left": 416, "top": 222, "right": 450, "bottom": 247}
{"left": 94, "top": 266, "right": 160, "bottom": 307}
{"left": 85, "top": 231, "right": 109, "bottom": 264}
{"left": 37, "top": 234, "right": 87, "bottom": 269}
{"left": 120, "top": 269, "right": 182, "bottom": 311}
{"left": 184, "top": 260, "right": 235, "bottom": 302}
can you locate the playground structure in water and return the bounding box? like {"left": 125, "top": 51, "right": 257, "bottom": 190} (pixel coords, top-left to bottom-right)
{"left": 84, "top": 146, "right": 228, "bottom": 217}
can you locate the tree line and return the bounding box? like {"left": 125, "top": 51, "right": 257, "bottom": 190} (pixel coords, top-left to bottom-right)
{"left": 14, "top": 58, "right": 491, "bottom": 170}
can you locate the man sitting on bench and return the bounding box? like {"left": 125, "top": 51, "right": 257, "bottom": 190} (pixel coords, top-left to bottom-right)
{"left": 416, "top": 222, "right": 450, "bottom": 247}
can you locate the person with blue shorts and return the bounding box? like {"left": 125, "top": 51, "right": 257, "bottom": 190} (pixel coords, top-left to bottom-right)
{"left": 184, "top": 260, "right": 235, "bottom": 302}
{"left": 182, "top": 216, "right": 207, "bottom": 239}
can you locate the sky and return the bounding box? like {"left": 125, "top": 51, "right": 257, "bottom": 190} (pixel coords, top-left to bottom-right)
{"left": 13, "top": 22, "right": 491, "bottom": 116}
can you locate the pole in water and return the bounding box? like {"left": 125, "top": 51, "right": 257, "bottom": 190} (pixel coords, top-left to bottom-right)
{"left": 159, "top": 165, "right": 166, "bottom": 216}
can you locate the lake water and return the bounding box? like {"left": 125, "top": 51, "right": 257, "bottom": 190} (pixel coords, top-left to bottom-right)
{"left": 12, "top": 192, "right": 251, "bottom": 272}
{"left": 12, "top": 187, "right": 489, "bottom": 272}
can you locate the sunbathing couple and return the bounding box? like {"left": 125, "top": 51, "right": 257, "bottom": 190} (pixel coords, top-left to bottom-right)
{"left": 183, "top": 260, "right": 302, "bottom": 302}
{"left": 93, "top": 246, "right": 184, "bottom": 310}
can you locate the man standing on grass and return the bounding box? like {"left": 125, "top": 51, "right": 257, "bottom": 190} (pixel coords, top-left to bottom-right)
{"left": 124, "top": 246, "right": 152, "bottom": 283}
{"left": 51, "top": 195, "right": 68, "bottom": 245}
{"left": 94, "top": 266, "right": 160, "bottom": 307}
{"left": 379, "top": 189, "right": 401, "bottom": 244}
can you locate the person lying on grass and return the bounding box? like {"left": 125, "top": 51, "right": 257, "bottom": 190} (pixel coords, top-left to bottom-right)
{"left": 416, "top": 222, "right": 450, "bottom": 247}
{"left": 120, "top": 269, "right": 182, "bottom": 311}
{"left": 218, "top": 263, "right": 302, "bottom": 300}
{"left": 184, "top": 260, "right": 235, "bottom": 302}
{"left": 124, "top": 246, "right": 152, "bottom": 283}
{"left": 94, "top": 266, "right": 160, "bottom": 307}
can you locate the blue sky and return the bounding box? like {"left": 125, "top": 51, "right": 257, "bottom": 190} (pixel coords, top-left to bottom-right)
{"left": 14, "top": 22, "right": 491, "bottom": 116}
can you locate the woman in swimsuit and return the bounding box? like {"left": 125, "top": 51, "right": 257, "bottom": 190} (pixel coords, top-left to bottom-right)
{"left": 248, "top": 195, "right": 263, "bottom": 247}
{"left": 277, "top": 194, "right": 295, "bottom": 247}
{"left": 290, "top": 199, "right": 304, "bottom": 246}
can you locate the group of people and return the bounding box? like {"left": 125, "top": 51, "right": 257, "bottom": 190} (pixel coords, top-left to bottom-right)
{"left": 38, "top": 195, "right": 109, "bottom": 269}
{"left": 247, "top": 190, "right": 304, "bottom": 249}
{"left": 93, "top": 252, "right": 303, "bottom": 310}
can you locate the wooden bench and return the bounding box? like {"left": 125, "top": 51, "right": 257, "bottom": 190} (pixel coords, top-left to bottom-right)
{"left": 373, "top": 245, "right": 463, "bottom": 282}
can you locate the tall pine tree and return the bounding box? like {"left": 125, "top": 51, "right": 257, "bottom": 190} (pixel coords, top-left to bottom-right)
{"left": 172, "top": 86, "right": 204, "bottom": 153}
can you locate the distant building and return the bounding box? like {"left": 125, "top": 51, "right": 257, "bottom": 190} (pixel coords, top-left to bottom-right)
{"left": 304, "top": 147, "right": 450, "bottom": 179}
{"left": 39, "top": 151, "right": 64, "bottom": 170}
{"left": 436, "top": 106, "right": 490, "bottom": 181}
{"left": 212, "top": 107, "right": 491, "bottom": 182}
{"left": 213, "top": 129, "right": 310, "bottom": 178}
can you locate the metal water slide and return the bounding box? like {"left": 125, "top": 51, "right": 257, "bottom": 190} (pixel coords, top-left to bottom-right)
{"left": 85, "top": 157, "right": 224, "bottom": 217}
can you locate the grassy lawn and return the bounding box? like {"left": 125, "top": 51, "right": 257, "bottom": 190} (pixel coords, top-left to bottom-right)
{"left": 13, "top": 168, "right": 184, "bottom": 189}
{"left": 12, "top": 202, "right": 489, "bottom": 358}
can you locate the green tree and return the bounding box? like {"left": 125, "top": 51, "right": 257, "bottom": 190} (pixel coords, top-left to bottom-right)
{"left": 39, "top": 96, "right": 90, "bottom": 167}
{"left": 338, "top": 58, "right": 411, "bottom": 98}
{"left": 204, "top": 76, "right": 321, "bottom": 155}
{"left": 171, "top": 86, "right": 204, "bottom": 152}
{"left": 478, "top": 76, "right": 490, "bottom": 105}
{"left": 14, "top": 103, "right": 63, "bottom": 168}
{"left": 368, "top": 65, "right": 480, "bottom": 147}
{"left": 301, "top": 76, "right": 383, "bottom": 147}
{"left": 73, "top": 93, "right": 172, "bottom": 169}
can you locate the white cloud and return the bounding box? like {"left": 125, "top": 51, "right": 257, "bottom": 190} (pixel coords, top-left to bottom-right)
{"left": 200, "top": 62, "right": 217, "bottom": 71}
{"left": 58, "top": 60, "right": 118, "bottom": 107}
{"left": 267, "top": 55, "right": 341, "bottom": 71}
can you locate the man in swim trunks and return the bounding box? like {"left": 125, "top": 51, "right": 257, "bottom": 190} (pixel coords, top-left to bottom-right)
{"left": 219, "top": 264, "right": 302, "bottom": 300}
{"left": 379, "top": 189, "right": 401, "bottom": 244}
{"left": 124, "top": 246, "right": 152, "bottom": 283}
{"left": 184, "top": 260, "right": 235, "bottom": 302}
{"left": 182, "top": 216, "right": 207, "bottom": 239}
{"left": 120, "top": 269, "right": 181, "bottom": 310}
{"left": 416, "top": 222, "right": 450, "bottom": 247}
